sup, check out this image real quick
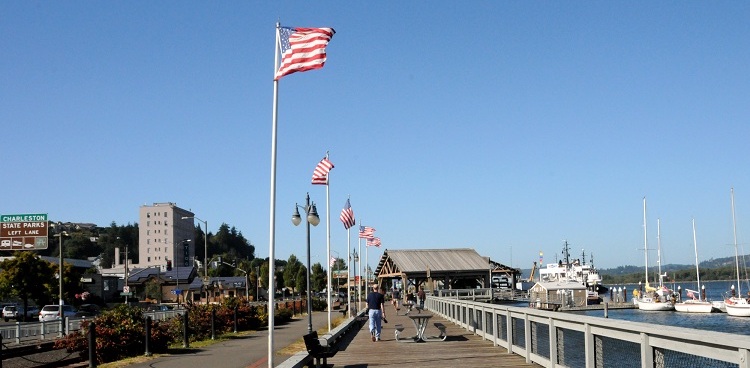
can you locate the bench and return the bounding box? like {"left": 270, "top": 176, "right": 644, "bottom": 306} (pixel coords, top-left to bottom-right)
{"left": 303, "top": 331, "right": 339, "bottom": 368}
{"left": 433, "top": 322, "right": 447, "bottom": 341}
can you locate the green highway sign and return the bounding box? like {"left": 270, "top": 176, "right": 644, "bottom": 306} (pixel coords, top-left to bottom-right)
{"left": 0, "top": 213, "right": 49, "bottom": 250}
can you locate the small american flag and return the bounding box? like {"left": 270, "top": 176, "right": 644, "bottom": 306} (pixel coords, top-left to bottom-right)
{"left": 339, "top": 199, "right": 355, "bottom": 229}
{"left": 329, "top": 256, "right": 336, "bottom": 267}
{"left": 311, "top": 157, "right": 334, "bottom": 185}
{"left": 366, "top": 237, "right": 381, "bottom": 247}
{"left": 358, "top": 226, "right": 375, "bottom": 239}
{"left": 686, "top": 289, "right": 698, "bottom": 300}
{"left": 275, "top": 27, "right": 335, "bottom": 81}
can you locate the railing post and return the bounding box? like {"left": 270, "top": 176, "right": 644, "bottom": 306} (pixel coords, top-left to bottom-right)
{"left": 211, "top": 308, "right": 216, "bottom": 340}
{"left": 182, "top": 312, "right": 189, "bottom": 348}
{"left": 233, "top": 306, "right": 238, "bottom": 333}
{"left": 1, "top": 334, "right": 4, "bottom": 368}
{"left": 144, "top": 317, "right": 152, "bottom": 356}
{"left": 548, "top": 318, "right": 558, "bottom": 365}
{"left": 88, "top": 322, "right": 96, "bottom": 368}
{"left": 640, "top": 332, "right": 653, "bottom": 368}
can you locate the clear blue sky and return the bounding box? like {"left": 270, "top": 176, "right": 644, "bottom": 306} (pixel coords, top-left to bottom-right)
{"left": 3, "top": 2, "right": 750, "bottom": 272}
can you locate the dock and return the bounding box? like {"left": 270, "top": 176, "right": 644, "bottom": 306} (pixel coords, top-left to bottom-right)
{"left": 324, "top": 306, "right": 541, "bottom": 368}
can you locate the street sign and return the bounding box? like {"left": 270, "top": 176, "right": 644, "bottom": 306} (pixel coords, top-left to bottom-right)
{"left": 173, "top": 289, "right": 182, "bottom": 295}
{"left": 123, "top": 286, "right": 130, "bottom": 293}
{"left": 120, "top": 292, "right": 132, "bottom": 296}
{"left": 0, "top": 213, "right": 48, "bottom": 250}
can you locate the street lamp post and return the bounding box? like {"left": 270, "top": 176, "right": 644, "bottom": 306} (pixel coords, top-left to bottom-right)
{"left": 53, "top": 222, "right": 70, "bottom": 308}
{"left": 292, "top": 193, "right": 320, "bottom": 334}
{"left": 181, "top": 216, "right": 208, "bottom": 278}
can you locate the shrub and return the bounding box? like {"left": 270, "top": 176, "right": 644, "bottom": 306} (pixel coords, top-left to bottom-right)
{"left": 55, "top": 305, "right": 171, "bottom": 363}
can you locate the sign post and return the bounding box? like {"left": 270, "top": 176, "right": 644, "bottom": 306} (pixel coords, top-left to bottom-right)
{"left": 0, "top": 214, "right": 48, "bottom": 250}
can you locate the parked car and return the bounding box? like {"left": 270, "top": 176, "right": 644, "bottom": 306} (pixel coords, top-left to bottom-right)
{"left": 145, "top": 304, "right": 171, "bottom": 312}
{"left": 3, "top": 305, "right": 18, "bottom": 321}
{"left": 16, "top": 306, "right": 39, "bottom": 321}
{"left": 38, "top": 305, "right": 77, "bottom": 322}
{"left": 74, "top": 304, "right": 100, "bottom": 318}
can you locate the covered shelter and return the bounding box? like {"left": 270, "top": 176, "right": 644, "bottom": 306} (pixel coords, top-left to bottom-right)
{"left": 373, "top": 248, "right": 520, "bottom": 294}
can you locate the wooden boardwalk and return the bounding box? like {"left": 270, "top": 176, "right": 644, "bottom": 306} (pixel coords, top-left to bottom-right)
{"left": 326, "top": 306, "right": 542, "bottom": 368}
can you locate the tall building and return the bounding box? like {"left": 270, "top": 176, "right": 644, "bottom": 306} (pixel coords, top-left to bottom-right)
{"left": 138, "top": 202, "right": 195, "bottom": 270}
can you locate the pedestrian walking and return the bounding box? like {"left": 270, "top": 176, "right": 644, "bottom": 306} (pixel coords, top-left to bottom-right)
{"left": 366, "top": 284, "right": 386, "bottom": 341}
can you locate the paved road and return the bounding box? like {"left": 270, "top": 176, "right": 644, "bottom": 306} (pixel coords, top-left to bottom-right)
{"left": 127, "top": 311, "right": 331, "bottom": 368}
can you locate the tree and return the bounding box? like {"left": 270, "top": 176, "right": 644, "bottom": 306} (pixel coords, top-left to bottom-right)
{"left": 283, "top": 254, "right": 303, "bottom": 294}
{"left": 311, "top": 262, "right": 326, "bottom": 292}
{"left": 295, "top": 266, "right": 307, "bottom": 294}
{"left": 0, "top": 252, "right": 56, "bottom": 320}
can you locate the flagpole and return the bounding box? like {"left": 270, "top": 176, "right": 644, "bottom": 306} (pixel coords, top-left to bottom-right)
{"left": 325, "top": 151, "right": 332, "bottom": 331}
{"left": 267, "top": 22, "right": 281, "bottom": 368}
{"left": 346, "top": 195, "right": 351, "bottom": 318}
{"left": 358, "top": 231, "right": 362, "bottom": 311}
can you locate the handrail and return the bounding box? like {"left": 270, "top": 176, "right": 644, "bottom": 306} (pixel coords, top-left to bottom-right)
{"left": 426, "top": 295, "right": 750, "bottom": 368}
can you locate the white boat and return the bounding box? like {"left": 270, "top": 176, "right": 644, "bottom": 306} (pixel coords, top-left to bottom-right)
{"left": 537, "top": 242, "right": 607, "bottom": 303}
{"left": 674, "top": 219, "right": 713, "bottom": 313}
{"left": 636, "top": 199, "right": 674, "bottom": 311}
{"left": 725, "top": 188, "right": 750, "bottom": 317}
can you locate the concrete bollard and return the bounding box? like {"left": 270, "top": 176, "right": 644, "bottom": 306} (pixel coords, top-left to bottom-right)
{"left": 211, "top": 308, "right": 216, "bottom": 340}
{"left": 182, "top": 312, "right": 189, "bottom": 348}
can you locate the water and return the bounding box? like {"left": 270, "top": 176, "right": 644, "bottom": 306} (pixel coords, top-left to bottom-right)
{"left": 573, "top": 280, "right": 750, "bottom": 335}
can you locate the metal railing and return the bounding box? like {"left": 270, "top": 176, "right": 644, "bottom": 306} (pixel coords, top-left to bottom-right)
{"left": 0, "top": 310, "right": 183, "bottom": 346}
{"left": 427, "top": 296, "right": 750, "bottom": 368}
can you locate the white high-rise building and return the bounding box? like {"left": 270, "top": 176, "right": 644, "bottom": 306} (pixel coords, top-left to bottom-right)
{"left": 138, "top": 202, "right": 195, "bottom": 270}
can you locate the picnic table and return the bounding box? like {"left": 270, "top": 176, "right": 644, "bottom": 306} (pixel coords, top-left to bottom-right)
{"left": 407, "top": 313, "right": 432, "bottom": 342}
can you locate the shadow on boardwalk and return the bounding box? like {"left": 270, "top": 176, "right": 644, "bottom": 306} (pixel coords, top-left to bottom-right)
{"left": 326, "top": 307, "right": 541, "bottom": 368}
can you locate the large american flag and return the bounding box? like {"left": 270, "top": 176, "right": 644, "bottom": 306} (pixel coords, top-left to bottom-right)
{"left": 275, "top": 27, "right": 335, "bottom": 81}
{"left": 311, "top": 157, "right": 334, "bottom": 185}
{"left": 339, "top": 199, "right": 355, "bottom": 230}
{"left": 366, "top": 237, "right": 381, "bottom": 247}
{"left": 358, "top": 226, "right": 375, "bottom": 239}
{"left": 329, "top": 256, "right": 336, "bottom": 267}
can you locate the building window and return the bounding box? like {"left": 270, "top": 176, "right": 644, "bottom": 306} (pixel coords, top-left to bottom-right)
{"left": 164, "top": 212, "right": 167, "bottom": 217}
{"left": 147, "top": 257, "right": 151, "bottom": 262}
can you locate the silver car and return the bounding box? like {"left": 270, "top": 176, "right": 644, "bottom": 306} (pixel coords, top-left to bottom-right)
{"left": 38, "top": 305, "right": 76, "bottom": 322}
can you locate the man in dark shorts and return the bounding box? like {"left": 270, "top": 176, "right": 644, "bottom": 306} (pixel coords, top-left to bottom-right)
{"left": 366, "top": 284, "right": 386, "bottom": 341}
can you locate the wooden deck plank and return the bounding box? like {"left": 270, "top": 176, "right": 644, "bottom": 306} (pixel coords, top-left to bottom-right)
{"left": 327, "top": 308, "right": 542, "bottom": 368}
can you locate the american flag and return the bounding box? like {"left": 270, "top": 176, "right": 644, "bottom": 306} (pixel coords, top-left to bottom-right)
{"left": 329, "top": 256, "right": 336, "bottom": 267}
{"left": 686, "top": 289, "right": 698, "bottom": 300}
{"left": 339, "top": 199, "right": 355, "bottom": 230}
{"left": 367, "top": 237, "right": 381, "bottom": 247}
{"left": 358, "top": 226, "right": 375, "bottom": 239}
{"left": 311, "top": 157, "right": 334, "bottom": 185}
{"left": 275, "top": 27, "right": 335, "bottom": 81}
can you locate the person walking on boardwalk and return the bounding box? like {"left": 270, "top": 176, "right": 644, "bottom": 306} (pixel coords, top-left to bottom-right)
{"left": 367, "top": 284, "right": 386, "bottom": 341}
{"left": 391, "top": 288, "right": 401, "bottom": 313}
{"left": 418, "top": 287, "right": 426, "bottom": 310}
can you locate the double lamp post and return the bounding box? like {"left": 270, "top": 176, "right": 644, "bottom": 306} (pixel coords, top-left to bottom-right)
{"left": 291, "top": 193, "right": 320, "bottom": 334}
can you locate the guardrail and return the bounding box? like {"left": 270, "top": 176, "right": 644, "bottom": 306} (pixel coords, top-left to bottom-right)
{"left": 0, "top": 310, "right": 183, "bottom": 346}
{"left": 427, "top": 296, "right": 750, "bottom": 368}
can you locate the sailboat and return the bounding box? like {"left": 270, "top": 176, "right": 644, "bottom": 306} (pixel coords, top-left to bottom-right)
{"left": 674, "top": 219, "right": 713, "bottom": 313}
{"left": 636, "top": 198, "right": 675, "bottom": 311}
{"left": 725, "top": 188, "right": 750, "bottom": 317}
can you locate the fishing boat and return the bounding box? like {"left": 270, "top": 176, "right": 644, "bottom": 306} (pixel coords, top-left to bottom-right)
{"left": 725, "top": 188, "right": 750, "bottom": 317}
{"left": 674, "top": 219, "right": 713, "bottom": 313}
{"left": 537, "top": 241, "right": 607, "bottom": 303}
{"left": 636, "top": 199, "right": 675, "bottom": 311}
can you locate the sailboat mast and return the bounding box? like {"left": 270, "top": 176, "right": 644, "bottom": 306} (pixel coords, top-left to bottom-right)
{"left": 692, "top": 218, "right": 701, "bottom": 300}
{"left": 732, "top": 188, "right": 740, "bottom": 296}
{"left": 657, "top": 218, "right": 663, "bottom": 287}
{"left": 643, "top": 197, "right": 649, "bottom": 286}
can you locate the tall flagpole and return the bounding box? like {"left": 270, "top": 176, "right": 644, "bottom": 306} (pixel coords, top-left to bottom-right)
{"left": 358, "top": 232, "right": 362, "bottom": 311}
{"left": 325, "top": 152, "right": 332, "bottom": 331}
{"left": 267, "top": 22, "right": 281, "bottom": 368}
{"left": 346, "top": 195, "right": 351, "bottom": 318}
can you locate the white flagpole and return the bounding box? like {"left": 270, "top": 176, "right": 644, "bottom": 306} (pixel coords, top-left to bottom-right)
{"left": 325, "top": 151, "right": 332, "bottom": 331}
{"left": 346, "top": 196, "right": 351, "bottom": 318}
{"left": 267, "top": 22, "right": 281, "bottom": 368}
{"left": 366, "top": 242, "right": 369, "bottom": 286}
{"left": 358, "top": 232, "right": 362, "bottom": 311}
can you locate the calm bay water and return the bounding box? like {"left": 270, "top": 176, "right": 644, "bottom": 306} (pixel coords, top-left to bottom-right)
{"left": 572, "top": 280, "right": 750, "bottom": 335}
